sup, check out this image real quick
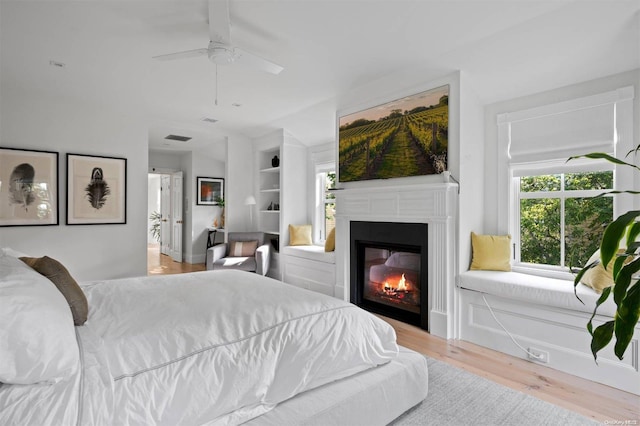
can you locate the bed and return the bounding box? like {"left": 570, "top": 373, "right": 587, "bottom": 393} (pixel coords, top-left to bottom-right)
{"left": 0, "top": 249, "right": 428, "bottom": 425}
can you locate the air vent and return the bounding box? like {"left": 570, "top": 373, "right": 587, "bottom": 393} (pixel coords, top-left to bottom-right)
{"left": 201, "top": 117, "right": 219, "bottom": 124}
{"left": 164, "top": 134, "right": 192, "bottom": 142}
{"left": 49, "top": 60, "right": 66, "bottom": 68}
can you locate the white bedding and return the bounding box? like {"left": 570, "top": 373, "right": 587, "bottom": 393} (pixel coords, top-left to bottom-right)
{"left": 1, "top": 270, "right": 399, "bottom": 425}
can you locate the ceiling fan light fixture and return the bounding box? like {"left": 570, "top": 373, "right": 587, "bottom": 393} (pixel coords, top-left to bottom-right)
{"left": 153, "top": 2, "right": 283, "bottom": 75}
{"left": 207, "top": 42, "right": 237, "bottom": 65}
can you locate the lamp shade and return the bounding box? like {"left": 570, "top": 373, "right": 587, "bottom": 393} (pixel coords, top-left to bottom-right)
{"left": 244, "top": 195, "right": 256, "bottom": 206}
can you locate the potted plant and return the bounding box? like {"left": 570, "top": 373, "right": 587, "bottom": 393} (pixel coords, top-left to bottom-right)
{"left": 149, "top": 211, "right": 161, "bottom": 242}
{"left": 571, "top": 147, "right": 640, "bottom": 361}
{"left": 215, "top": 196, "right": 225, "bottom": 228}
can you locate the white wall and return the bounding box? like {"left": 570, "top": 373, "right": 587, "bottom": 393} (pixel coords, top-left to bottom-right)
{"left": 483, "top": 69, "right": 640, "bottom": 235}
{"left": 0, "top": 89, "right": 148, "bottom": 280}
{"left": 189, "top": 150, "right": 225, "bottom": 263}
{"left": 281, "top": 130, "right": 309, "bottom": 246}
{"left": 147, "top": 174, "right": 161, "bottom": 244}
{"left": 226, "top": 134, "right": 254, "bottom": 233}
{"left": 149, "top": 150, "right": 183, "bottom": 172}
{"left": 457, "top": 73, "right": 485, "bottom": 272}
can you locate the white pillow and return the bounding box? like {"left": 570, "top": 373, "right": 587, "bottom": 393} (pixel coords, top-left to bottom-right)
{"left": 1, "top": 247, "right": 30, "bottom": 258}
{"left": 0, "top": 255, "right": 79, "bottom": 384}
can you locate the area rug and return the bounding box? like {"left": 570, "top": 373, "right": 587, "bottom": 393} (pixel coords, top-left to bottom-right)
{"left": 392, "top": 357, "right": 600, "bottom": 426}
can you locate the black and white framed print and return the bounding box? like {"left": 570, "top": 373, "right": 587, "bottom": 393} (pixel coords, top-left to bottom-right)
{"left": 0, "top": 147, "right": 59, "bottom": 226}
{"left": 197, "top": 177, "right": 224, "bottom": 206}
{"left": 66, "top": 153, "right": 126, "bottom": 225}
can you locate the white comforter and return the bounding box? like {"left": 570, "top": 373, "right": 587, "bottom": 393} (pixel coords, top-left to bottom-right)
{"left": 0, "top": 270, "right": 398, "bottom": 425}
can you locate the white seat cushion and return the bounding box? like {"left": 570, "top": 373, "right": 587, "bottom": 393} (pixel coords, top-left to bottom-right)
{"left": 212, "top": 257, "right": 257, "bottom": 273}
{"left": 459, "top": 270, "right": 617, "bottom": 318}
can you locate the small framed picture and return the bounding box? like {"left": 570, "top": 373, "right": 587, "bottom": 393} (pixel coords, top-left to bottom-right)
{"left": 0, "top": 147, "right": 59, "bottom": 226}
{"left": 197, "top": 177, "right": 224, "bottom": 205}
{"left": 67, "top": 153, "right": 127, "bottom": 225}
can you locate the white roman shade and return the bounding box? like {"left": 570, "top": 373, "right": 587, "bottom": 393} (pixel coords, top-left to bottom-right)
{"left": 509, "top": 103, "right": 614, "bottom": 162}
{"left": 498, "top": 86, "right": 634, "bottom": 164}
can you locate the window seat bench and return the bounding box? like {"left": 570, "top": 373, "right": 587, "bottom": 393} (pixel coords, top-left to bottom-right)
{"left": 281, "top": 245, "right": 336, "bottom": 264}
{"left": 458, "top": 270, "right": 616, "bottom": 317}
{"left": 280, "top": 246, "right": 336, "bottom": 296}
{"left": 457, "top": 270, "right": 639, "bottom": 395}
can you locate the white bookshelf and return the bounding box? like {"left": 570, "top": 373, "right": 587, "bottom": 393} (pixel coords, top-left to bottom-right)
{"left": 254, "top": 130, "right": 309, "bottom": 280}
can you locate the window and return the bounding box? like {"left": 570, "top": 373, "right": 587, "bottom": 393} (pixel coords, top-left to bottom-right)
{"left": 315, "top": 167, "right": 335, "bottom": 242}
{"left": 513, "top": 168, "right": 613, "bottom": 271}
{"left": 498, "top": 86, "right": 634, "bottom": 277}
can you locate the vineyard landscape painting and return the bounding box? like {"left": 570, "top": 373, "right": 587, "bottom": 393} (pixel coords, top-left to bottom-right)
{"left": 338, "top": 85, "right": 449, "bottom": 182}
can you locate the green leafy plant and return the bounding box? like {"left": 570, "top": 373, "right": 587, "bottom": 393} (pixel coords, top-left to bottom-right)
{"left": 570, "top": 148, "right": 640, "bottom": 361}
{"left": 215, "top": 196, "right": 225, "bottom": 228}
{"left": 149, "top": 211, "right": 161, "bottom": 242}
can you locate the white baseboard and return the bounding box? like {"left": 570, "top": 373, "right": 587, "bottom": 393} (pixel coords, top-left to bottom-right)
{"left": 429, "top": 310, "right": 448, "bottom": 338}
{"left": 185, "top": 253, "right": 206, "bottom": 264}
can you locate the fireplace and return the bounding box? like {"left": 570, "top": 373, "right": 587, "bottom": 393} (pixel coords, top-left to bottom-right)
{"left": 350, "top": 221, "right": 428, "bottom": 330}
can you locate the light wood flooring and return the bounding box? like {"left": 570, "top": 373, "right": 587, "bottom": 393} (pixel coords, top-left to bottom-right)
{"left": 147, "top": 244, "right": 205, "bottom": 275}
{"left": 147, "top": 246, "right": 640, "bottom": 423}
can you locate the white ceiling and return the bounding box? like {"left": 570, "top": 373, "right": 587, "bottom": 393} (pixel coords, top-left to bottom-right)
{"left": 1, "top": 1, "right": 639, "bottom": 151}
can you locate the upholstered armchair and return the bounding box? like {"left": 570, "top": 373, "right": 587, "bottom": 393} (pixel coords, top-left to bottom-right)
{"left": 206, "top": 232, "right": 270, "bottom": 276}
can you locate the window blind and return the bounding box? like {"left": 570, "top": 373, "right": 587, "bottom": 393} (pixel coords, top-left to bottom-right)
{"left": 498, "top": 87, "right": 633, "bottom": 165}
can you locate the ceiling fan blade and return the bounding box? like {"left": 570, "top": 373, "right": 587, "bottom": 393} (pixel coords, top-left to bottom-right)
{"left": 209, "top": 0, "right": 231, "bottom": 43}
{"left": 153, "top": 48, "right": 209, "bottom": 61}
{"left": 234, "top": 47, "right": 283, "bottom": 75}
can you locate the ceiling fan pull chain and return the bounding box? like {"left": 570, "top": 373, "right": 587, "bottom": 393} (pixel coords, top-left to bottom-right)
{"left": 215, "top": 63, "right": 218, "bottom": 106}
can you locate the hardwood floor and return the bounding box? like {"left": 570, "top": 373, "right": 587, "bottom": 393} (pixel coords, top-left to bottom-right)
{"left": 380, "top": 315, "right": 639, "bottom": 423}
{"left": 147, "top": 247, "right": 639, "bottom": 423}
{"left": 147, "top": 244, "right": 205, "bottom": 275}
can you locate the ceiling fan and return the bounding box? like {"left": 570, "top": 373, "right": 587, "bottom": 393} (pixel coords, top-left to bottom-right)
{"left": 152, "top": 0, "right": 283, "bottom": 75}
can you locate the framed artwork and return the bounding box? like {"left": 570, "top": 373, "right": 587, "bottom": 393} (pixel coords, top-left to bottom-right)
{"left": 338, "top": 84, "right": 449, "bottom": 182}
{"left": 66, "top": 153, "right": 127, "bottom": 225}
{"left": 0, "top": 147, "right": 59, "bottom": 226}
{"left": 197, "top": 177, "right": 224, "bottom": 205}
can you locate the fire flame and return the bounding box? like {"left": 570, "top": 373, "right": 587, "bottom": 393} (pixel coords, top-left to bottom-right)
{"left": 382, "top": 274, "right": 410, "bottom": 293}
{"left": 397, "top": 274, "right": 407, "bottom": 291}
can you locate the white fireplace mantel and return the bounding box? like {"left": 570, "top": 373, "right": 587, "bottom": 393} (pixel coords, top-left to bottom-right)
{"left": 334, "top": 181, "right": 458, "bottom": 339}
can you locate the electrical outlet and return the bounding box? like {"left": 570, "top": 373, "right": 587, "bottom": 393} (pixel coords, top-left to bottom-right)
{"left": 528, "top": 347, "right": 549, "bottom": 363}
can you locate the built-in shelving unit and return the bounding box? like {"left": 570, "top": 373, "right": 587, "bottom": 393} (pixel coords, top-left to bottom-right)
{"left": 258, "top": 147, "right": 281, "bottom": 235}
{"left": 254, "top": 129, "right": 309, "bottom": 281}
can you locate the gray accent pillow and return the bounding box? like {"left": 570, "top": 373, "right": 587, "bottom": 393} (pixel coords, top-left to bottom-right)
{"left": 20, "top": 256, "right": 88, "bottom": 326}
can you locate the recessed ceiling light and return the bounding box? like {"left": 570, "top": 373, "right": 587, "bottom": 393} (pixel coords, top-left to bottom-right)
{"left": 201, "top": 117, "right": 219, "bottom": 124}
{"left": 232, "top": 103, "right": 242, "bottom": 107}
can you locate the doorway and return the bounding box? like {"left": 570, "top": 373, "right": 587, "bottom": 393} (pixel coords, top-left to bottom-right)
{"left": 147, "top": 171, "right": 184, "bottom": 274}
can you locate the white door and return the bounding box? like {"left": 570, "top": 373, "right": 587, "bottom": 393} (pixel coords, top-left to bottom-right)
{"left": 160, "top": 175, "right": 171, "bottom": 256}
{"left": 170, "top": 171, "right": 183, "bottom": 262}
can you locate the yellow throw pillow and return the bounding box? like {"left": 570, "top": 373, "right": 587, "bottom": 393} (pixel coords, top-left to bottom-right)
{"left": 289, "top": 224, "right": 313, "bottom": 246}
{"left": 324, "top": 227, "right": 336, "bottom": 252}
{"left": 470, "top": 232, "right": 511, "bottom": 272}
{"left": 581, "top": 249, "right": 629, "bottom": 293}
